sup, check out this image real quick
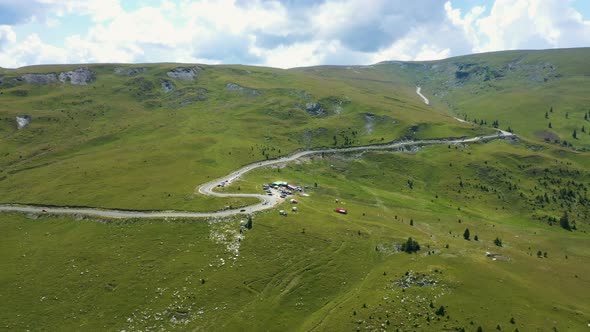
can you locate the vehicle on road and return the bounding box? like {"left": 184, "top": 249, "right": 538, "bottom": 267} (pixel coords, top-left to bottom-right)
{"left": 240, "top": 209, "right": 246, "bottom": 212}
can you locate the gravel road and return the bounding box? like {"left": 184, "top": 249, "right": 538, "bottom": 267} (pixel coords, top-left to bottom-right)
{"left": 0, "top": 132, "right": 514, "bottom": 219}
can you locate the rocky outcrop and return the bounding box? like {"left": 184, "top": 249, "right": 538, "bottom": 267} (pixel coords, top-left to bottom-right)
{"left": 58, "top": 67, "right": 96, "bottom": 85}
{"left": 161, "top": 79, "right": 175, "bottom": 93}
{"left": 224, "top": 83, "right": 260, "bottom": 96}
{"left": 303, "top": 96, "right": 350, "bottom": 117}
{"left": 16, "top": 115, "right": 31, "bottom": 129}
{"left": 305, "top": 102, "right": 325, "bottom": 116}
{"left": 16, "top": 68, "right": 95, "bottom": 85}
{"left": 21, "top": 73, "right": 59, "bottom": 84}
{"left": 166, "top": 66, "right": 202, "bottom": 81}
{"left": 114, "top": 67, "right": 148, "bottom": 76}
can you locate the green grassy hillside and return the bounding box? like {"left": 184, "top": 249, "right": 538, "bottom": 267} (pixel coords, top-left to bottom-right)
{"left": 0, "top": 62, "right": 482, "bottom": 210}
{"left": 1, "top": 140, "right": 588, "bottom": 331}
{"left": 378, "top": 48, "right": 590, "bottom": 151}
{"left": 0, "top": 48, "right": 589, "bottom": 331}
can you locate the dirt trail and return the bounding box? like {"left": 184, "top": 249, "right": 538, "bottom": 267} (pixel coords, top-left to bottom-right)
{"left": 0, "top": 133, "right": 514, "bottom": 219}
{"left": 416, "top": 86, "right": 429, "bottom": 105}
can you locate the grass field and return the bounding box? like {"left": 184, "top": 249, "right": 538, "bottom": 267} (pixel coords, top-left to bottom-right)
{"left": 1, "top": 49, "right": 589, "bottom": 331}
{"left": 1, "top": 139, "right": 589, "bottom": 331}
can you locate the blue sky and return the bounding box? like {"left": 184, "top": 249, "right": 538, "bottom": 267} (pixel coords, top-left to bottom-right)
{"left": 0, "top": 0, "right": 589, "bottom": 68}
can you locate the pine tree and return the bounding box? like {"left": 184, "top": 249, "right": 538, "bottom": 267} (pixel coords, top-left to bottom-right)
{"left": 477, "top": 327, "right": 484, "bottom": 332}
{"left": 545, "top": 111, "right": 549, "bottom": 119}
{"left": 550, "top": 106, "right": 553, "bottom": 113}
{"left": 494, "top": 237, "right": 503, "bottom": 247}
{"left": 401, "top": 237, "right": 420, "bottom": 253}
{"left": 573, "top": 129, "right": 577, "bottom": 139}
{"left": 548, "top": 122, "right": 552, "bottom": 128}
{"left": 474, "top": 235, "right": 479, "bottom": 241}
{"left": 566, "top": 112, "right": 569, "bottom": 119}
{"left": 559, "top": 211, "right": 572, "bottom": 231}
{"left": 582, "top": 126, "right": 586, "bottom": 133}
{"left": 463, "top": 228, "right": 470, "bottom": 240}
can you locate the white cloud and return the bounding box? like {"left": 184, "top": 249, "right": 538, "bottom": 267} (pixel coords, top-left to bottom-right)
{"left": 415, "top": 44, "right": 451, "bottom": 61}
{"left": 40, "top": 0, "right": 124, "bottom": 22}
{"left": 0, "top": 0, "right": 589, "bottom": 68}
{"left": 0, "top": 24, "right": 16, "bottom": 47}
{"left": 0, "top": 33, "right": 68, "bottom": 67}
{"left": 446, "top": 0, "right": 590, "bottom": 53}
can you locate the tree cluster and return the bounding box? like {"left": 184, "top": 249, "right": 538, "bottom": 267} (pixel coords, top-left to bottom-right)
{"left": 401, "top": 237, "right": 420, "bottom": 253}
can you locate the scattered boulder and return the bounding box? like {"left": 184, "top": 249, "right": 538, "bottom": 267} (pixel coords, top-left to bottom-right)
{"left": 224, "top": 83, "right": 260, "bottom": 96}
{"left": 114, "top": 67, "right": 148, "bottom": 76}
{"left": 394, "top": 271, "right": 438, "bottom": 289}
{"left": 166, "top": 66, "right": 202, "bottom": 81}
{"left": 305, "top": 102, "right": 325, "bottom": 116}
{"left": 161, "top": 79, "right": 175, "bottom": 93}
{"left": 58, "top": 67, "right": 96, "bottom": 85}
{"left": 16, "top": 115, "right": 31, "bottom": 129}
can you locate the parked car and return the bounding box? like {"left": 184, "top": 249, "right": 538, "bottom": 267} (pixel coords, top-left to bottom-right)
{"left": 335, "top": 207, "right": 347, "bottom": 214}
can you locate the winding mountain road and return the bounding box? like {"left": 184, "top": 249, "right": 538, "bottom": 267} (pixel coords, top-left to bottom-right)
{"left": 0, "top": 132, "right": 514, "bottom": 219}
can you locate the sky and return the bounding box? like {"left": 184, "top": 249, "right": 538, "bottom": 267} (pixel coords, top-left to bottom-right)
{"left": 0, "top": 0, "right": 589, "bottom": 68}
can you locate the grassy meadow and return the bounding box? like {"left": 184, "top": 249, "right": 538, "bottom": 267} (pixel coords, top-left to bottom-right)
{"left": 0, "top": 48, "right": 589, "bottom": 331}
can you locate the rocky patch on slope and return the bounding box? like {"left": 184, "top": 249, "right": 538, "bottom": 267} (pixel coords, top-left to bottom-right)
{"left": 302, "top": 96, "right": 351, "bottom": 117}
{"left": 19, "top": 73, "right": 59, "bottom": 84}
{"left": 224, "top": 83, "right": 260, "bottom": 96}
{"left": 14, "top": 67, "right": 96, "bottom": 85}
{"left": 304, "top": 102, "right": 325, "bottom": 116}
{"left": 166, "top": 66, "right": 203, "bottom": 81}
{"left": 16, "top": 115, "right": 31, "bottom": 129}
{"left": 161, "top": 79, "right": 175, "bottom": 93}
{"left": 114, "top": 67, "right": 148, "bottom": 76}
{"left": 58, "top": 68, "right": 96, "bottom": 85}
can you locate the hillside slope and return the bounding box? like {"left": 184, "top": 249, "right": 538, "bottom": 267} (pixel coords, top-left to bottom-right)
{"left": 0, "top": 49, "right": 589, "bottom": 332}
{"left": 377, "top": 47, "right": 590, "bottom": 150}
{"left": 0, "top": 62, "right": 483, "bottom": 210}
